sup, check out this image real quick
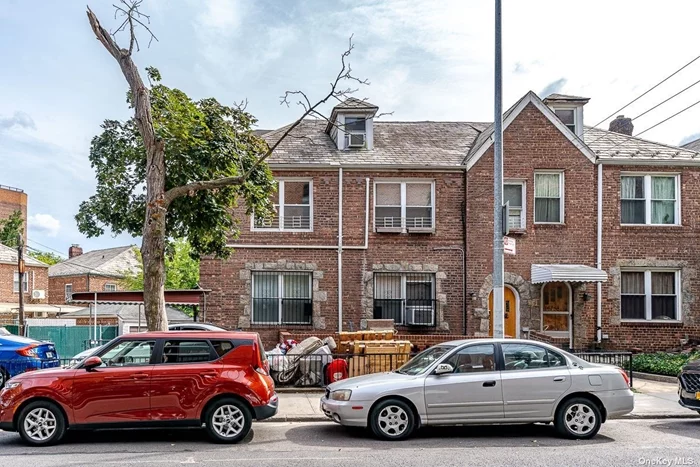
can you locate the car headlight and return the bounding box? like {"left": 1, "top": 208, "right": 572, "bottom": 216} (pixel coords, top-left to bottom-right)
{"left": 4, "top": 381, "right": 21, "bottom": 390}
{"left": 330, "top": 389, "right": 352, "bottom": 401}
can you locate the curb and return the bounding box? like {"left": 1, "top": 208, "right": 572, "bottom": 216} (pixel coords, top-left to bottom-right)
{"left": 633, "top": 372, "right": 679, "bottom": 385}
{"left": 262, "top": 416, "right": 330, "bottom": 423}
{"left": 276, "top": 388, "right": 325, "bottom": 394}
{"left": 619, "top": 413, "right": 700, "bottom": 420}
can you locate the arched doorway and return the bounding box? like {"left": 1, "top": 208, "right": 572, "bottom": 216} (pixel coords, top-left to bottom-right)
{"left": 541, "top": 282, "right": 571, "bottom": 335}
{"left": 489, "top": 286, "right": 519, "bottom": 337}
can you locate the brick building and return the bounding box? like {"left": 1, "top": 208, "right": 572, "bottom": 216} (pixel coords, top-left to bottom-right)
{"left": 0, "top": 243, "right": 51, "bottom": 320}
{"left": 48, "top": 245, "right": 140, "bottom": 304}
{"left": 200, "top": 94, "right": 700, "bottom": 351}
{"left": 0, "top": 185, "right": 27, "bottom": 244}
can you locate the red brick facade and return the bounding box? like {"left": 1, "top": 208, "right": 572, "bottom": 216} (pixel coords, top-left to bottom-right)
{"left": 0, "top": 262, "right": 49, "bottom": 304}
{"left": 49, "top": 275, "right": 123, "bottom": 305}
{"left": 200, "top": 100, "right": 700, "bottom": 351}
{"left": 0, "top": 186, "right": 27, "bottom": 244}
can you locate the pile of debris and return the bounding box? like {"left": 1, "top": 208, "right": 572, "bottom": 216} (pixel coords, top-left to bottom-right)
{"left": 338, "top": 329, "right": 412, "bottom": 377}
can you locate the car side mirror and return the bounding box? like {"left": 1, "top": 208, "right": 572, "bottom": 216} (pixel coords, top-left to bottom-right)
{"left": 83, "top": 356, "right": 103, "bottom": 371}
{"left": 434, "top": 363, "right": 454, "bottom": 375}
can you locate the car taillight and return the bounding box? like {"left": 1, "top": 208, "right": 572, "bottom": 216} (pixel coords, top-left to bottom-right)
{"left": 617, "top": 368, "right": 631, "bottom": 387}
{"left": 16, "top": 344, "right": 40, "bottom": 358}
{"left": 255, "top": 366, "right": 269, "bottom": 376}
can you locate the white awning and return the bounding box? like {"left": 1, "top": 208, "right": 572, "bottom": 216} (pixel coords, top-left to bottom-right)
{"left": 531, "top": 264, "right": 608, "bottom": 284}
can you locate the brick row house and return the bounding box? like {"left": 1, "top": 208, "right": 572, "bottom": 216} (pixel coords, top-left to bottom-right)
{"left": 48, "top": 245, "right": 140, "bottom": 304}
{"left": 0, "top": 243, "right": 52, "bottom": 320}
{"left": 200, "top": 94, "right": 700, "bottom": 351}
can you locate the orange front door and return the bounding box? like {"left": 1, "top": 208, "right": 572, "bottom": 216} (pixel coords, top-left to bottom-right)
{"left": 489, "top": 288, "right": 517, "bottom": 337}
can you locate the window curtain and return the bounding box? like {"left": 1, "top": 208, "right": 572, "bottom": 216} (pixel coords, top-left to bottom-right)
{"left": 621, "top": 176, "right": 645, "bottom": 223}
{"left": 535, "top": 174, "right": 560, "bottom": 222}
{"left": 284, "top": 274, "right": 310, "bottom": 299}
{"left": 651, "top": 177, "right": 675, "bottom": 224}
{"left": 621, "top": 272, "right": 645, "bottom": 320}
{"left": 252, "top": 273, "right": 278, "bottom": 323}
{"left": 651, "top": 272, "right": 676, "bottom": 319}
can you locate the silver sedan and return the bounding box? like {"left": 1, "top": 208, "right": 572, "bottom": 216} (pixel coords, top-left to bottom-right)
{"left": 320, "top": 339, "right": 633, "bottom": 440}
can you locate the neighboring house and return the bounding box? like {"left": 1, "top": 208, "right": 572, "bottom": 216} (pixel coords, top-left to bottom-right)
{"left": 60, "top": 304, "right": 191, "bottom": 335}
{"left": 49, "top": 245, "right": 140, "bottom": 305}
{"left": 200, "top": 94, "right": 700, "bottom": 352}
{"left": 0, "top": 243, "right": 51, "bottom": 320}
{"left": 0, "top": 184, "right": 27, "bottom": 245}
{"left": 681, "top": 135, "right": 700, "bottom": 152}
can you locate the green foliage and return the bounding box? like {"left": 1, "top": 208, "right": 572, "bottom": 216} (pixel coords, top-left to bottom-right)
{"left": 120, "top": 239, "right": 200, "bottom": 291}
{"left": 0, "top": 210, "right": 24, "bottom": 248}
{"left": 631, "top": 352, "right": 700, "bottom": 376}
{"left": 76, "top": 68, "right": 276, "bottom": 259}
{"left": 28, "top": 250, "right": 63, "bottom": 266}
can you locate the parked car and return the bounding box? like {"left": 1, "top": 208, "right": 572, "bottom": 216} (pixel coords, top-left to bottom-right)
{"left": 0, "top": 334, "right": 60, "bottom": 389}
{"left": 321, "top": 339, "right": 633, "bottom": 441}
{"left": 677, "top": 357, "right": 700, "bottom": 414}
{"left": 0, "top": 331, "right": 277, "bottom": 446}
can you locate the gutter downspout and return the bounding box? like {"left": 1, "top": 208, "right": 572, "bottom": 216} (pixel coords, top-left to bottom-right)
{"left": 463, "top": 168, "right": 469, "bottom": 335}
{"left": 338, "top": 168, "right": 344, "bottom": 333}
{"left": 596, "top": 162, "right": 603, "bottom": 343}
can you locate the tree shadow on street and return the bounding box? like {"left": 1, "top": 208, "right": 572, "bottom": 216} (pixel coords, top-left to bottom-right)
{"left": 648, "top": 419, "right": 700, "bottom": 440}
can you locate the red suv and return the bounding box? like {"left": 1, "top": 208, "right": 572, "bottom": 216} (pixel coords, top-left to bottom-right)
{"left": 0, "top": 331, "right": 277, "bottom": 446}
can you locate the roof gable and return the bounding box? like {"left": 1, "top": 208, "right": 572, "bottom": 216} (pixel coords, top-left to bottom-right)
{"left": 464, "top": 91, "right": 597, "bottom": 170}
{"left": 49, "top": 246, "right": 140, "bottom": 278}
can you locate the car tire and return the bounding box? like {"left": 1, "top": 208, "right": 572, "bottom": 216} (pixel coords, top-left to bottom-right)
{"left": 0, "top": 367, "right": 7, "bottom": 389}
{"left": 369, "top": 399, "right": 416, "bottom": 441}
{"left": 17, "top": 400, "right": 66, "bottom": 446}
{"left": 204, "top": 398, "right": 252, "bottom": 444}
{"left": 555, "top": 397, "right": 602, "bottom": 440}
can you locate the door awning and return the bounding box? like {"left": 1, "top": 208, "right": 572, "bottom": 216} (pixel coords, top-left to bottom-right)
{"left": 531, "top": 264, "right": 607, "bottom": 284}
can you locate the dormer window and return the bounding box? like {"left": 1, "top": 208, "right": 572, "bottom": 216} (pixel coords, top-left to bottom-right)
{"left": 554, "top": 109, "right": 576, "bottom": 134}
{"left": 543, "top": 93, "right": 589, "bottom": 139}
{"left": 326, "top": 97, "right": 378, "bottom": 150}
{"left": 344, "top": 117, "right": 367, "bottom": 148}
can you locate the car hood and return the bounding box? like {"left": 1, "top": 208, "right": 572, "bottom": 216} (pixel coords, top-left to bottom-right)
{"left": 11, "top": 367, "right": 74, "bottom": 381}
{"left": 328, "top": 371, "right": 416, "bottom": 391}
{"left": 683, "top": 358, "right": 700, "bottom": 371}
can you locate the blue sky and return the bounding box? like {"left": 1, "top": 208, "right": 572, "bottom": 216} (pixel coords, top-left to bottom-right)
{"left": 2, "top": 0, "right": 700, "bottom": 257}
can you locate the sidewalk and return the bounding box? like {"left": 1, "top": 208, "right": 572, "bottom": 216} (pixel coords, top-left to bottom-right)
{"left": 268, "top": 379, "right": 699, "bottom": 422}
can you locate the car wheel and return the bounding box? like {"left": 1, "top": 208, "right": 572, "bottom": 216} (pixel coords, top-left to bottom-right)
{"left": 555, "top": 397, "right": 602, "bottom": 440}
{"left": 369, "top": 399, "right": 416, "bottom": 441}
{"left": 0, "top": 367, "right": 7, "bottom": 389}
{"left": 204, "top": 398, "right": 252, "bottom": 444}
{"left": 17, "top": 400, "right": 66, "bottom": 446}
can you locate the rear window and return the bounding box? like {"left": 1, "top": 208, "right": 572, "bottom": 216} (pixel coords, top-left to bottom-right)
{"left": 161, "top": 340, "right": 214, "bottom": 364}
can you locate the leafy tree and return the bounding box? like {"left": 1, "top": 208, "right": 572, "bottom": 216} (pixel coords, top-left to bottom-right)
{"left": 27, "top": 250, "right": 63, "bottom": 266}
{"left": 82, "top": 1, "right": 370, "bottom": 330}
{"left": 0, "top": 210, "right": 23, "bottom": 248}
{"left": 121, "top": 239, "right": 199, "bottom": 291}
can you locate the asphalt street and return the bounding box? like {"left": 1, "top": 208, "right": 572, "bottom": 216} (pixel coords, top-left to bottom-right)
{"left": 1, "top": 419, "right": 700, "bottom": 467}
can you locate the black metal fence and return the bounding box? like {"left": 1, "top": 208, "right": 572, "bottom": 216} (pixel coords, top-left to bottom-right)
{"left": 573, "top": 351, "right": 634, "bottom": 387}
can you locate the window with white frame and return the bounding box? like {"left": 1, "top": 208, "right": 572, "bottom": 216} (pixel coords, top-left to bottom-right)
{"left": 504, "top": 182, "right": 525, "bottom": 229}
{"left": 253, "top": 180, "right": 312, "bottom": 231}
{"left": 621, "top": 175, "right": 679, "bottom": 225}
{"left": 374, "top": 181, "right": 434, "bottom": 231}
{"left": 65, "top": 284, "right": 73, "bottom": 302}
{"left": 104, "top": 283, "right": 117, "bottom": 292}
{"left": 13, "top": 272, "right": 29, "bottom": 293}
{"left": 620, "top": 270, "right": 679, "bottom": 321}
{"left": 554, "top": 109, "right": 576, "bottom": 134}
{"left": 534, "top": 172, "right": 564, "bottom": 223}
{"left": 251, "top": 271, "right": 312, "bottom": 325}
{"left": 373, "top": 272, "right": 436, "bottom": 326}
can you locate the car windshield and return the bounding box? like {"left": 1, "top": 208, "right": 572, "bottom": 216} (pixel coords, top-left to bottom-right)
{"left": 395, "top": 345, "right": 454, "bottom": 375}
{"left": 0, "top": 327, "right": 10, "bottom": 336}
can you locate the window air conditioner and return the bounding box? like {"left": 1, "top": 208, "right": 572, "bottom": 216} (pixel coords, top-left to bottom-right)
{"left": 405, "top": 306, "right": 434, "bottom": 326}
{"left": 348, "top": 133, "right": 366, "bottom": 148}
{"left": 32, "top": 289, "right": 46, "bottom": 300}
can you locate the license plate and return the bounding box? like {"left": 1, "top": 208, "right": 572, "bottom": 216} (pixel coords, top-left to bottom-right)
{"left": 46, "top": 352, "right": 55, "bottom": 359}
{"left": 696, "top": 392, "right": 700, "bottom": 400}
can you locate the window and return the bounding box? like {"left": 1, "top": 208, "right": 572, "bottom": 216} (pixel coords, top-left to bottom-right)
{"left": 504, "top": 182, "right": 525, "bottom": 229}
{"left": 99, "top": 340, "right": 155, "bottom": 367}
{"left": 554, "top": 109, "right": 576, "bottom": 134}
{"left": 13, "top": 272, "right": 28, "bottom": 293}
{"left": 104, "top": 283, "right": 117, "bottom": 292}
{"left": 65, "top": 284, "right": 72, "bottom": 302}
{"left": 252, "top": 271, "right": 312, "bottom": 325}
{"left": 373, "top": 273, "right": 435, "bottom": 326}
{"left": 621, "top": 175, "right": 679, "bottom": 225}
{"left": 253, "top": 180, "right": 312, "bottom": 231}
{"left": 211, "top": 340, "right": 235, "bottom": 357}
{"left": 534, "top": 172, "right": 563, "bottom": 223}
{"left": 345, "top": 117, "right": 366, "bottom": 133}
{"left": 397, "top": 345, "right": 453, "bottom": 376}
{"left": 542, "top": 282, "right": 569, "bottom": 332}
{"left": 502, "top": 343, "right": 566, "bottom": 370}
{"left": 444, "top": 344, "right": 496, "bottom": 373}
{"left": 375, "top": 181, "right": 434, "bottom": 232}
{"left": 162, "top": 340, "right": 214, "bottom": 364}
{"left": 621, "top": 270, "right": 679, "bottom": 321}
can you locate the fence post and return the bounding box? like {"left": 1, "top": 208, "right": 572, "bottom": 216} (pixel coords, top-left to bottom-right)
{"left": 629, "top": 353, "right": 633, "bottom": 388}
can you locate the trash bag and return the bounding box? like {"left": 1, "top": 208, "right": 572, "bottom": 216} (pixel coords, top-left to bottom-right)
{"left": 298, "top": 345, "right": 333, "bottom": 386}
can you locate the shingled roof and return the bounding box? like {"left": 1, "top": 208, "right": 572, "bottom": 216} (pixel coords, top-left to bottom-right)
{"left": 681, "top": 136, "right": 700, "bottom": 152}
{"left": 584, "top": 127, "right": 700, "bottom": 162}
{"left": 49, "top": 246, "right": 140, "bottom": 278}
{"left": 0, "top": 244, "right": 48, "bottom": 267}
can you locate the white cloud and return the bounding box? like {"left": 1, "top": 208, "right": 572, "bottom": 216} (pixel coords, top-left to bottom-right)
{"left": 28, "top": 214, "right": 61, "bottom": 238}
{"left": 195, "top": 0, "right": 242, "bottom": 32}
{"left": 0, "top": 111, "right": 35, "bottom": 131}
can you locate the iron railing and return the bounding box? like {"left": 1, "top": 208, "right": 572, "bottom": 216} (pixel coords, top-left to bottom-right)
{"left": 573, "top": 351, "right": 633, "bottom": 387}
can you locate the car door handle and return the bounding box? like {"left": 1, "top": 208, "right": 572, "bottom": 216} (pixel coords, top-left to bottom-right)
{"left": 553, "top": 376, "right": 566, "bottom": 382}
{"left": 131, "top": 373, "right": 149, "bottom": 380}
{"left": 483, "top": 381, "right": 497, "bottom": 387}
{"left": 201, "top": 371, "right": 218, "bottom": 378}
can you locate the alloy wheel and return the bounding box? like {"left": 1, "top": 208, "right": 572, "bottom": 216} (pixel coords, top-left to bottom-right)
{"left": 23, "top": 407, "right": 57, "bottom": 442}
{"left": 377, "top": 405, "right": 409, "bottom": 437}
{"left": 564, "top": 403, "right": 596, "bottom": 435}
{"left": 211, "top": 404, "right": 245, "bottom": 438}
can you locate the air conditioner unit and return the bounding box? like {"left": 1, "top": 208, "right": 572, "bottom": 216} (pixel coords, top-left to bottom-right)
{"left": 347, "top": 132, "right": 366, "bottom": 148}
{"left": 32, "top": 289, "right": 46, "bottom": 300}
{"left": 405, "top": 306, "right": 434, "bottom": 326}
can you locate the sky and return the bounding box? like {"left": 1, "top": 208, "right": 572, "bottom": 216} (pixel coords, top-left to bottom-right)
{"left": 2, "top": 0, "right": 700, "bottom": 257}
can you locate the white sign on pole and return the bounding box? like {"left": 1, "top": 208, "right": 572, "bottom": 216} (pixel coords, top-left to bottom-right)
{"left": 504, "top": 236, "right": 516, "bottom": 255}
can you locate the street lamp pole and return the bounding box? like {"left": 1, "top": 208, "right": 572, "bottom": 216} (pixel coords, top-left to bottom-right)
{"left": 492, "top": 0, "right": 505, "bottom": 339}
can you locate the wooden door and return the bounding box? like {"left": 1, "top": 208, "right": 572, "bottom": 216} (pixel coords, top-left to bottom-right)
{"left": 489, "top": 288, "right": 517, "bottom": 337}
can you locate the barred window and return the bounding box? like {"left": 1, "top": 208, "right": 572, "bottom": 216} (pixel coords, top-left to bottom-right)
{"left": 373, "top": 272, "right": 436, "bottom": 326}
{"left": 252, "top": 271, "right": 313, "bottom": 325}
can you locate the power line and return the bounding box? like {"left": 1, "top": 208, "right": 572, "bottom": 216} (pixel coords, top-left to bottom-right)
{"left": 27, "top": 239, "right": 67, "bottom": 258}
{"left": 631, "top": 97, "right": 700, "bottom": 140}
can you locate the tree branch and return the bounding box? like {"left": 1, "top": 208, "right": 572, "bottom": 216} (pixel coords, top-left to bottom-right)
{"left": 163, "top": 176, "right": 244, "bottom": 206}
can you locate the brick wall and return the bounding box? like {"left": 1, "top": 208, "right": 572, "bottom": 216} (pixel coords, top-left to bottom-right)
{"left": 0, "top": 187, "right": 27, "bottom": 243}
{"left": 0, "top": 263, "right": 49, "bottom": 304}
{"left": 49, "top": 275, "right": 123, "bottom": 305}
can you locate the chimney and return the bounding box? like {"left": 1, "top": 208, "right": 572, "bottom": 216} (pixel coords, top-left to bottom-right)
{"left": 609, "top": 115, "right": 634, "bottom": 136}
{"left": 69, "top": 244, "right": 83, "bottom": 258}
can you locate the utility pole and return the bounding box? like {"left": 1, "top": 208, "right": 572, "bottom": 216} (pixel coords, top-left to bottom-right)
{"left": 492, "top": 0, "right": 505, "bottom": 339}
{"left": 17, "top": 233, "right": 25, "bottom": 336}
